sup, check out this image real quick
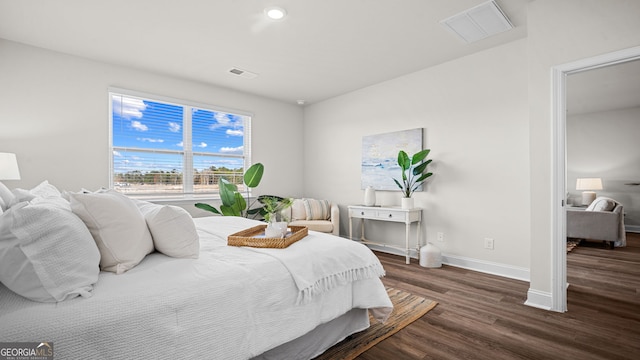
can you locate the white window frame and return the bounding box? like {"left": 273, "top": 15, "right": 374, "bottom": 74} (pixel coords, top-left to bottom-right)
{"left": 108, "top": 87, "right": 252, "bottom": 199}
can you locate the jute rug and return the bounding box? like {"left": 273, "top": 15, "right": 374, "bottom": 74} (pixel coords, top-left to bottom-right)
{"left": 314, "top": 287, "right": 437, "bottom": 360}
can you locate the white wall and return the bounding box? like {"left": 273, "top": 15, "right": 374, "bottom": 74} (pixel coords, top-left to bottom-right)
{"left": 0, "top": 39, "right": 305, "bottom": 216}
{"left": 527, "top": 0, "right": 640, "bottom": 301}
{"left": 567, "top": 107, "right": 640, "bottom": 226}
{"left": 304, "top": 39, "right": 531, "bottom": 277}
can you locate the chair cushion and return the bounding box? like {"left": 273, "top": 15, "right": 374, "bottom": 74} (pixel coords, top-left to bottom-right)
{"left": 586, "top": 197, "right": 616, "bottom": 212}
{"left": 289, "top": 220, "right": 334, "bottom": 233}
{"left": 304, "top": 199, "right": 331, "bottom": 220}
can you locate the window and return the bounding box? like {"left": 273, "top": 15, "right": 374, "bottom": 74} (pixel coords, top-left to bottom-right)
{"left": 109, "top": 89, "right": 251, "bottom": 198}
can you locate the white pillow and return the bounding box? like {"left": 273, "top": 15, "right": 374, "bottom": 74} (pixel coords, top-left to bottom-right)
{"left": 12, "top": 180, "right": 70, "bottom": 210}
{"left": 586, "top": 197, "right": 616, "bottom": 212}
{"left": 69, "top": 191, "right": 154, "bottom": 274}
{"left": 0, "top": 202, "right": 100, "bottom": 302}
{"left": 135, "top": 201, "right": 200, "bottom": 259}
{"left": 290, "top": 199, "right": 307, "bottom": 221}
{"left": 0, "top": 181, "right": 14, "bottom": 211}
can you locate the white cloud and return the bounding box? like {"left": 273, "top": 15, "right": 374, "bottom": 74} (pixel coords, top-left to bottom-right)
{"left": 113, "top": 150, "right": 122, "bottom": 157}
{"left": 176, "top": 141, "right": 184, "bottom": 147}
{"left": 208, "top": 112, "right": 244, "bottom": 131}
{"left": 131, "top": 120, "right": 148, "bottom": 131}
{"left": 220, "top": 145, "right": 244, "bottom": 154}
{"left": 195, "top": 142, "right": 207, "bottom": 148}
{"left": 112, "top": 95, "right": 146, "bottom": 119}
{"left": 168, "top": 122, "right": 180, "bottom": 132}
{"left": 137, "top": 137, "right": 164, "bottom": 143}
{"left": 226, "top": 129, "right": 243, "bottom": 136}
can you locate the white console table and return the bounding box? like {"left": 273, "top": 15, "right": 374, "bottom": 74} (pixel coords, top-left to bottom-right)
{"left": 348, "top": 205, "right": 422, "bottom": 264}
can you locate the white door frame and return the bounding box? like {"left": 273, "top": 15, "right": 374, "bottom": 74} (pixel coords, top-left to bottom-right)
{"left": 551, "top": 45, "right": 640, "bottom": 312}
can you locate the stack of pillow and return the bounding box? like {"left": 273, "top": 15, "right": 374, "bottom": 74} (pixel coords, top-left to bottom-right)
{"left": 0, "top": 181, "right": 199, "bottom": 303}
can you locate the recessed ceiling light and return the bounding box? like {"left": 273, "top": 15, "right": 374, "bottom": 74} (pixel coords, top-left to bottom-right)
{"left": 265, "top": 7, "right": 287, "bottom": 20}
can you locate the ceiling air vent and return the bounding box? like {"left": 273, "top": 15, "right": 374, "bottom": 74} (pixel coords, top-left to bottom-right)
{"left": 228, "top": 67, "right": 258, "bottom": 79}
{"left": 440, "top": 0, "right": 513, "bottom": 44}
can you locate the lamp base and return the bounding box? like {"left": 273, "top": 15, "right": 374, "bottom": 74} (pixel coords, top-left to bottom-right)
{"left": 581, "top": 191, "right": 596, "bottom": 205}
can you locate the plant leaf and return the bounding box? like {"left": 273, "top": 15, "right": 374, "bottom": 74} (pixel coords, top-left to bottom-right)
{"left": 194, "top": 203, "right": 221, "bottom": 215}
{"left": 415, "top": 172, "right": 433, "bottom": 183}
{"left": 393, "top": 178, "right": 404, "bottom": 190}
{"left": 234, "top": 192, "right": 246, "bottom": 214}
{"left": 411, "top": 149, "right": 430, "bottom": 164}
{"left": 220, "top": 204, "right": 239, "bottom": 216}
{"left": 219, "top": 178, "right": 238, "bottom": 207}
{"left": 244, "top": 163, "right": 264, "bottom": 188}
{"left": 413, "top": 161, "right": 429, "bottom": 175}
{"left": 397, "top": 151, "right": 410, "bottom": 170}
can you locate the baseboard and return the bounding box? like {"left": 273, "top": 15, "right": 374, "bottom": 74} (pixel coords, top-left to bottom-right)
{"left": 625, "top": 225, "right": 640, "bottom": 233}
{"left": 524, "top": 289, "right": 553, "bottom": 311}
{"left": 441, "top": 254, "right": 530, "bottom": 282}
{"left": 361, "top": 243, "right": 530, "bottom": 282}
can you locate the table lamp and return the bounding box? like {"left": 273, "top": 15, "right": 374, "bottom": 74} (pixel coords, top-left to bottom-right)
{"left": 576, "top": 178, "right": 602, "bottom": 205}
{"left": 0, "top": 152, "right": 21, "bottom": 181}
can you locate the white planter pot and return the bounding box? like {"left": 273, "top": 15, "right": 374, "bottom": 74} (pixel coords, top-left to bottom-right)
{"left": 401, "top": 197, "right": 414, "bottom": 209}
{"left": 364, "top": 186, "right": 376, "bottom": 206}
{"left": 419, "top": 242, "right": 442, "bottom": 268}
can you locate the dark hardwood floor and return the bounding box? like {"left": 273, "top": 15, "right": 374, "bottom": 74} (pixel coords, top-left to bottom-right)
{"left": 358, "top": 233, "right": 640, "bottom": 360}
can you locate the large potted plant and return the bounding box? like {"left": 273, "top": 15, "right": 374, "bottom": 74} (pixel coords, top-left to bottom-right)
{"left": 195, "top": 163, "right": 264, "bottom": 217}
{"left": 393, "top": 149, "right": 433, "bottom": 209}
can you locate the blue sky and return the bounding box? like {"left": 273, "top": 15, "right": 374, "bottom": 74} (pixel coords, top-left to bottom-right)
{"left": 112, "top": 95, "right": 246, "bottom": 173}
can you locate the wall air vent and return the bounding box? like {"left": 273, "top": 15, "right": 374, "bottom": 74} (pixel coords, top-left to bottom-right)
{"left": 228, "top": 67, "right": 258, "bottom": 79}
{"left": 440, "top": 0, "right": 513, "bottom": 44}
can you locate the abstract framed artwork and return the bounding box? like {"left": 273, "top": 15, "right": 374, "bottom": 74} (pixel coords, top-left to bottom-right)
{"left": 361, "top": 128, "right": 423, "bottom": 190}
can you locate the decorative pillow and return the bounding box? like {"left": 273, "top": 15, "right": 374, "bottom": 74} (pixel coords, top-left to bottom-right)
{"left": 135, "top": 200, "right": 200, "bottom": 259}
{"left": 303, "top": 199, "right": 331, "bottom": 221}
{"left": 0, "top": 202, "right": 100, "bottom": 302}
{"left": 586, "top": 197, "right": 616, "bottom": 212}
{"left": 290, "top": 199, "right": 307, "bottom": 221}
{"left": 12, "top": 180, "right": 70, "bottom": 210}
{"left": 69, "top": 191, "right": 154, "bottom": 274}
{"left": 0, "top": 181, "right": 14, "bottom": 211}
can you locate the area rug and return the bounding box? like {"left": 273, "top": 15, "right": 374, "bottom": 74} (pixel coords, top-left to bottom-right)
{"left": 314, "top": 287, "right": 437, "bottom": 360}
{"left": 567, "top": 239, "right": 581, "bottom": 252}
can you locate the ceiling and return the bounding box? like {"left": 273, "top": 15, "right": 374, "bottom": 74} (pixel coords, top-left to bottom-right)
{"left": 0, "top": 0, "right": 531, "bottom": 105}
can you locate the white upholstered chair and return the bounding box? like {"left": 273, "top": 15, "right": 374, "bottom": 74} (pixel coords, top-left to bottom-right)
{"left": 567, "top": 197, "right": 626, "bottom": 248}
{"left": 280, "top": 198, "right": 340, "bottom": 236}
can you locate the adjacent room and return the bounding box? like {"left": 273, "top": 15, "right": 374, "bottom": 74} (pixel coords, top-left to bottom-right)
{"left": 1, "top": 0, "right": 639, "bottom": 359}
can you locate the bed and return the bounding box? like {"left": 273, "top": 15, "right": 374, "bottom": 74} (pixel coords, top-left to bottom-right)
{"left": 0, "top": 183, "right": 392, "bottom": 360}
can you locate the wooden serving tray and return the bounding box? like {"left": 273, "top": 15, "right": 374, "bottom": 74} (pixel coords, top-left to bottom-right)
{"left": 227, "top": 225, "right": 308, "bottom": 248}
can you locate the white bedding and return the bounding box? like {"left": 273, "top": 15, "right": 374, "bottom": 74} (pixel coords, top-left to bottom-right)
{"left": 0, "top": 216, "right": 392, "bottom": 359}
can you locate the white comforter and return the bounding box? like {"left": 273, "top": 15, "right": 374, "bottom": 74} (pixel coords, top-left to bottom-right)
{"left": 0, "top": 216, "right": 392, "bottom": 359}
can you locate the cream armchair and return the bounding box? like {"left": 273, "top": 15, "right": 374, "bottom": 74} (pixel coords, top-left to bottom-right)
{"left": 281, "top": 198, "right": 340, "bottom": 236}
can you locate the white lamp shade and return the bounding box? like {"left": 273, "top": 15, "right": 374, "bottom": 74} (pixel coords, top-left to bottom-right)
{"left": 576, "top": 178, "right": 603, "bottom": 191}
{"left": 0, "top": 153, "right": 21, "bottom": 180}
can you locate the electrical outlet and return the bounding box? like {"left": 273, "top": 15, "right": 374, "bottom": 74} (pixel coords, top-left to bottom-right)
{"left": 437, "top": 232, "right": 444, "bottom": 242}
{"left": 484, "top": 238, "right": 494, "bottom": 250}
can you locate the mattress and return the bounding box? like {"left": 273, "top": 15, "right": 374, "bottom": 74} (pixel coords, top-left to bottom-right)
{"left": 0, "top": 216, "right": 392, "bottom": 359}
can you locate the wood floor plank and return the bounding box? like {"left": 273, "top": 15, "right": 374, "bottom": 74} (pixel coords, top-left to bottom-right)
{"left": 354, "top": 232, "right": 640, "bottom": 359}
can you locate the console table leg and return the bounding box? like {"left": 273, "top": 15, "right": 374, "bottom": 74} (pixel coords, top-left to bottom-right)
{"left": 405, "top": 223, "right": 410, "bottom": 264}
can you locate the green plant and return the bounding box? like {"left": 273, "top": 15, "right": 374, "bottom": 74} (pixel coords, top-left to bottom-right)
{"left": 257, "top": 195, "right": 293, "bottom": 222}
{"left": 393, "top": 149, "right": 433, "bottom": 198}
{"left": 195, "top": 163, "right": 264, "bottom": 217}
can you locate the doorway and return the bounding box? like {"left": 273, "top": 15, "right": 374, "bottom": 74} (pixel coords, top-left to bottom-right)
{"left": 551, "top": 46, "right": 640, "bottom": 312}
